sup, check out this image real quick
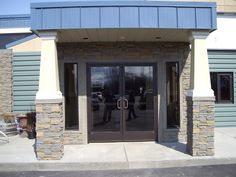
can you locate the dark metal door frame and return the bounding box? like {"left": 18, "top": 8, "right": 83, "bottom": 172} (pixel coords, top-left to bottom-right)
{"left": 87, "top": 63, "right": 158, "bottom": 142}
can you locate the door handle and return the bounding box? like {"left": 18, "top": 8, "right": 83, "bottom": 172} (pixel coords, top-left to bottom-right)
{"left": 124, "top": 99, "right": 128, "bottom": 109}
{"left": 117, "top": 98, "right": 121, "bottom": 109}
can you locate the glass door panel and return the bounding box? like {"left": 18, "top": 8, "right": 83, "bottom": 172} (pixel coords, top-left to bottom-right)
{"left": 90, "top": 66, "right": 121, "bottom": 132}
{"left": 124, "top": 66, "right": 154, "bottom": 132}
{"left": 89, "top": 64, "right": 156, "bottom": 142}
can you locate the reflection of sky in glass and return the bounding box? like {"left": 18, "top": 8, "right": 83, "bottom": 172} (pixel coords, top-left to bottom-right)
{"left": 91, "top": 67, "right": 119, "bottom": 88}
{"left": 125, "top": 66, "right": 153, "bottom": 78}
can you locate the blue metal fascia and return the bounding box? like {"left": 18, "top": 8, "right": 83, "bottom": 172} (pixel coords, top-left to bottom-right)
{"left": 0, "top": 14, "right": 30, "bottom": 28}
{"left": 0, "top": 14, "right": 30, "bottom": 19}
{"left": 30, "top": 1, "right": 217, "bottom": 30}
{"left": 211, "top": 7, "right": 217, "bottom": 30}
{"left": 31, "top": 1, "right": 216, "bottom": 9}
{"left": 6, "top": 34, "right": 37, "bottom": 49}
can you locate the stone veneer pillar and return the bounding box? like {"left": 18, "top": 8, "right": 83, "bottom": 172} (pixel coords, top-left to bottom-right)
{"left": 186, "top": 31, "right": 215, "bottom": 156}
{"left": 186, "top": 97, "right": 215, "bottom": 156}
{"left": 0, "top": 50, "right": 12, "bottom": 114}
{"left": 35, "top": 32, "right": 63, "bottom": 160}
{"left": 36, "top": 101, "right": 63, "bottom": 160}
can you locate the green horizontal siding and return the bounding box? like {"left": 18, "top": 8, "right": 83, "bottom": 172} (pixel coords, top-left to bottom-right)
{"left": 12, "top": 52, "right": 40, "bottom": 113}
{"left": 13, "top": 71, "right": 40, "bottom": 76}
{"left": 208, "top": 50, "right": 236, "bottom": 127}
{"left": 13, "top": 81, "right": 39, "bottom": 86}
{"left": 13, "top": 61, "right": 40, "bottom": 66}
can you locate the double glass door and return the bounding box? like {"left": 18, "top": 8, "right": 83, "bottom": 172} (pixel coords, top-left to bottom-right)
{"left": 88, "top": 64, "right": 157, "bottom": 142}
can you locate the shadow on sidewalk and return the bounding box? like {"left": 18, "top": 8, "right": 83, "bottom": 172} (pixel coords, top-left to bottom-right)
{"left": 159, "top": 142, "right": 188, "bottom": 155}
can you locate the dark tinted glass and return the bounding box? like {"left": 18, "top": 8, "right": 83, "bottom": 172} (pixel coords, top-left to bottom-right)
{"left": 124, "top": 66, "right": 154, "bottom": 131}
{"left": 220, "top": 74, "right": 231, "bottom": 101}
{"left": 64, "top": 63, "right": 78, "bottom": 130}
{"left": 90, "top": 66, "right": 121, "bottom": 132}
{"left": 166, "top": 62, "right": 180, "bottom": 128}
{"left": 210, "top": 72, "right": 218, "bottom": 102}
{"left": 210, "top": 72, "right": 233, "bottom": 103}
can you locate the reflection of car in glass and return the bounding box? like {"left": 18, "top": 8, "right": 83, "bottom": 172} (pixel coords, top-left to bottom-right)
{"left": 92, "top": 92, "right": 103, "bottom": 101}
{"left": 92, "top": 93, "right": 100, "bottom": 111}
{"left": 96, "top": 92, "right": 103, "bottom": 101}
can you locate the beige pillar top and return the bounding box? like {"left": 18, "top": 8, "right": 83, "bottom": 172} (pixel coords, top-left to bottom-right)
{"left": 36, "top": 31, "right": 62, "bottom": 100}
{"left": 187, "top": 31, "right": 214, "bottom": 98}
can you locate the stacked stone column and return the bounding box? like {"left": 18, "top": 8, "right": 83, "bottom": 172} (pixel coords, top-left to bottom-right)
{"left": 0, "top": 50, "right": 12, "bottom": 114}
{"left": 36, "top": 101, "right": 63, "bottom": 160}
{"left": 187, "top": 97, "right": 215, "bottom": 156}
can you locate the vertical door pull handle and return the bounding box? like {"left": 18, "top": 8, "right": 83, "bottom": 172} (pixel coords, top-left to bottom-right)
{"left": 117, "top": 98, "right": 122, "bottom": 109}
{"left": 124, "top": 99, "right": 128, "bottom": 109}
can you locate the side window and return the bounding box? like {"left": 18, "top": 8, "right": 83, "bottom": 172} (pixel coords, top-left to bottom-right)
{"left": 64, "top": 63, "right": 79, "bottom": 130}
{"left": 210, "top": 72, "right": 234, "bottom": 103}
{"left": 166, "top": 62, "right": 180, "bottom": 129}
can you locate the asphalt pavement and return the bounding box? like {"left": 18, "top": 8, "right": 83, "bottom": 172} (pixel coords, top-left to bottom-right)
{"left": 0, "top": 164, "right": 235, "bottom": 177}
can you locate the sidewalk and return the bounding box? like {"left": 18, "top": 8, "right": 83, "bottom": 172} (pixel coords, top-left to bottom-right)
{"left": 0, "top": 128, "right": 236, "bottom": 171}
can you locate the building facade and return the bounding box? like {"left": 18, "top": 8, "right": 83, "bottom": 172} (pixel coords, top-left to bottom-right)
{"left": 0, "top": 0, "right": 235, "bottom": 160}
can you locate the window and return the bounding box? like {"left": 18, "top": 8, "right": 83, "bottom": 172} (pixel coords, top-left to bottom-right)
{"left": 166, "top": 62, "right": 180, "bottom": 129}
{"left": 210, "top": 72, "right": 233, "bottom": 103}
{"left": 64, "top": 63, "right": 79, "bottom": 130}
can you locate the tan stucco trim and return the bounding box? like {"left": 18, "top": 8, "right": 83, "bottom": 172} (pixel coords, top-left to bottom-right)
{"left": 9, "top": 37, "right": 41, "bottom": 52}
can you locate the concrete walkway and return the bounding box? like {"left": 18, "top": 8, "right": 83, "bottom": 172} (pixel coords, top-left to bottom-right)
{"left": 0, "top": 128, "right": 236, "bottom": 171}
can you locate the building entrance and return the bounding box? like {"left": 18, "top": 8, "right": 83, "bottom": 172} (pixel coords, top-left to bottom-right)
{"left": 88, "top": 64, "right": 157, "bottom": 142}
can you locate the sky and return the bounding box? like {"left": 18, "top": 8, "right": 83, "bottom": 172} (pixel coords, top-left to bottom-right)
{"left": 0, "top": 0, "right": 146, "bottom": 15}
{"left": 0, "top": 0, "right": 81, "bottom": 15}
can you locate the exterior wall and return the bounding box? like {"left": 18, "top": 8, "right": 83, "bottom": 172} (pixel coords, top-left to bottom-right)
{"left": 12, "top": 52, "right": 40, "bottom": 113}
{"left": 175, "top": 0, "right": 236, "bottom": 13}
{"left": 208, "top": 50, "right": 236, "bottom": 127}
{"left": 5, "top": 36, "right": 41, "bottom": 114}
{"left": 9, "top": 37, "right": 41, "bottom": 52}
{"left": 216, "top": 0, "right": 236, "bottom": 13}
{"left": 63, "top": 131, "right": 83, "bottom": 145}
{"left": 207, "top": 14, "right": 236, "bottom": 50}
{"left": 58, "top": 42, "right": 191, "bottom": 143}
{"left": 0, "top": 49, "right": 12, "bottom": 114}
{"left": 163, "top": 46, "right": 191, "bottom": 142}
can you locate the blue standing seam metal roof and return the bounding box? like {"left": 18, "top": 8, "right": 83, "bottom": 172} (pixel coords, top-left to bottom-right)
{"left": 30, "top": 1, "right": 217, "bottom": 31}
{"left": 31, "top": 1, "right": 216, "bottom": 8}
{"left": 0, "top": 14, "right": 30, "bottom": 29}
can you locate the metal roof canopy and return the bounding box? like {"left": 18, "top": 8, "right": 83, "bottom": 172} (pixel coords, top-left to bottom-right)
{"left": 31, "top": 1, "right": 217, "bottom": 31}
{"left": 0, "top": 14, "right": 30, "bottom": 29}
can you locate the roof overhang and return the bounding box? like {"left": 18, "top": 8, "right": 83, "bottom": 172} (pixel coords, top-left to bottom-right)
{"left": 0, "top": 14, "right": 30, "bottom": 32}
{"left": 30, "top": 1, "right": 217, "bottom": 42}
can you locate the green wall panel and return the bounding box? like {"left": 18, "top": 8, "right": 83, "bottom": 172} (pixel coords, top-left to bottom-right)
{"left": 208, "top": 50, "right": 236, "bottom": 127}
{"left": 12, "top": 52, "right": 40, "bottom": 113}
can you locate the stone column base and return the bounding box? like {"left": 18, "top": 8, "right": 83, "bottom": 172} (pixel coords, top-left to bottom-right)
{"left": 35, "top": 100, "right": 64, "bottom": 160}
{"left": 186, "top": 96, "right": 215, "bottom": 156}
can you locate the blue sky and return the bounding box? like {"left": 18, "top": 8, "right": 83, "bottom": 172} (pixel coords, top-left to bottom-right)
{"left": 0, "top": 0, "right": 82, "bottom": 15}
{"left": 0, "top": 0, "right": 145, "bottom": 15}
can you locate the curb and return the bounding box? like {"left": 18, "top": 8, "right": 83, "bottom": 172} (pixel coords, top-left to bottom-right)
{"left": 0, "top": 158, "right": 236, "bottom": 171}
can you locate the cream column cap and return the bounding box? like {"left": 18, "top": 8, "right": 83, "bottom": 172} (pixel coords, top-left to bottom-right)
{"left": 36, "top": 31, "right": 62, "bottom": 100}
{"left": 38, "top": 31, "right": 58, "bottom": 41}
{"left": 189, "top": 31, "right": 209, "bottom": 41}
{"left": 187, "top": 30, "right": 215, "bottom": 98}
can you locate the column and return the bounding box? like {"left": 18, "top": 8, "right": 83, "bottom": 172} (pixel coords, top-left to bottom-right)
{"left": 35, "top": 32, "right": 64, "bottom": 160}
{"left": 186, "top": 31, "right": 215, "bottom": 156}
